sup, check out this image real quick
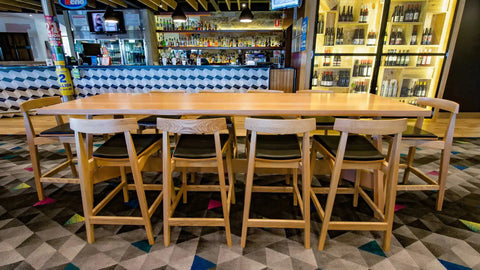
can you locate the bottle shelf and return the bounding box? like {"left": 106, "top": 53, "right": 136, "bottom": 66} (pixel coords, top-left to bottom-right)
{"left": 388, "top": 22, "right": 423, "bottom": 25}
{"left": 337, "top": 22, "right": 370, "bottom": 26}
{"left": 156, "top": 30, "right": 284, "bottom": 34}
{"left": 158, "top": 46, "right": 284, "bottom": 50}
{"left": 381, "top": 66, "right": 434, "bottom": 69}
{"left": 314, "top": 66, "right": 351, "bottom": 69}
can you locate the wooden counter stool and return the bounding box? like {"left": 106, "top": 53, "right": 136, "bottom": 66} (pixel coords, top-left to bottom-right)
{"left": 241, "top": 118, "right": 316, "bottom": 249}
{"left": 70, "top": 118, "right": 163, "bottom": 245}
{"left": 158, "top": 117, "right": 234, "bottom": 247}
{"left": 298, "top": 90, "right": 336, "bottom": 135}
{"left": 137, "top": 89, "right": 186, "bottom": 134}
{"left": 20, "top": 96, "right": 79, "bottom": 201}
{"left": 396, "top": 97, "right": 459, "bottom": 211}
{"left": 310, "top": 118, "right": 407, "bottom": 251}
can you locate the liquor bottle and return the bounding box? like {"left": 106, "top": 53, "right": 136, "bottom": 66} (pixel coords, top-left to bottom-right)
{"left": 405, "top": 50, "right": 410, "bottom": 66}
{"left": 366, "top": 60, "right": 372, "bottom": 76}
{"left": 359, "top": 5, "right": 364, "bottom": 23}
{"left": 363, "top": 6, "right": 368, "bottom": 23}
{"left": 399, "top": 6, "right": 404, "bottom": 22}
{"left": 394, "top": 6, "right": 400, "bottom": 22}
{"left": 427, "top": 28, "right": 433, "bottom": 45}
{"left": 317, "top": 15, "right": 325, "bottom": 34}
{"left": 339, "top": 28, "right": 343, "bottom": 44}
{"left": 395, "top": 28, "right": 403, "bottom": 45}
{"left": 426, "top": 49, "right": 432, "bottom": 65}
{"left": 312, "top": 71, "right": 318, "bottom": 86}
{"left": 421, "top": 28, "right": 428, "bottom": 45}
{"left": 353, "top": 60, "right": 359, "bottom": 77}
{"left": 348, "top": 6, "right": 353, "bottom": 21}
{"left": 340, "top": 6, "right": 346, "bottom": 22}
{"left": 410, "top": 26, "right": 418, "bottom": 45}
{"left": 389, "top": 29, "right": 396, "bottom": 45}
{"left": 413, "top": 4, "right": 420, "bottom": 22}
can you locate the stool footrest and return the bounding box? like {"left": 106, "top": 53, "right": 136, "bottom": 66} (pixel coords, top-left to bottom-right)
{"left": 328, "top": 221, "right": 388, "bottom": 231}
{"left": 247, "top": 219, "right": 305, "bottom": 229}
{"left": 169, "top": 218, "right": 226, "bottom": 226}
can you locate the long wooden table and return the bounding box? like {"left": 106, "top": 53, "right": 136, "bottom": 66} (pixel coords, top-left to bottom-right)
{"left": 37, "top": 92, "right": 431, "bottom": 180}
{"left": 37, "top": 93, "right": 431, "bottom": 117}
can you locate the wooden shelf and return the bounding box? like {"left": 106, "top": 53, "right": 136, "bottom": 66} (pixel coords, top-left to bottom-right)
{"left": 381, "top": 66, "right": 435, "bottom": 69}
{"left": 388, "top": 22, "right": 423, "bottom": 25}
{"left": 156, "top": 30, "right": 284, "bottom": 34}
{"left": 337, "top": 22, "right": 369, "bottom": 26}
{"left": 158, "top": 46, "right": 284, "bottom": 50}
{"left": 313, "top": 66, "right": 351, "bottom": 69}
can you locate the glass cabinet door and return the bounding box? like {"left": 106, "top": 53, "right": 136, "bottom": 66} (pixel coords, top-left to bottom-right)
{"left": 100, "top": 40, "right": 122, "bottom": 65}
{"left": 123, "top": 40, "right": 146, "bottom": 65}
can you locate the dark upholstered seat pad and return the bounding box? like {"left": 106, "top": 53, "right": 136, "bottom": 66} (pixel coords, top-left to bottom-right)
{"left": 40, "top": 123, "right": 74, "bottom": 136}
{"left": 93, "top": 134, "right": 162, "bottom": 159}
{"left": 173, "top": 134, "right": 230, "bottom": 159}
{"left": 197, "top": 115, "right": 233, "bottom": 126}
{"left": 302, "top": 116, "right": 336, "bottom": 126}
{"left": 402, "top": 125, "right": 438, "bottom": 139}
{"left": 255, "top": 134, "right": 302, "bottom": 160}
{"left": 138, "top": 115, "right": 182, "bottom": 127}
{"left": 314, "top": 135, "right": 384, "bottom": 161}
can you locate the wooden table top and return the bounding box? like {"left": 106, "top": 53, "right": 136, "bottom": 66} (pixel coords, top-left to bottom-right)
{"left": 37, "top": 93, "right": 431, "bottom": 117}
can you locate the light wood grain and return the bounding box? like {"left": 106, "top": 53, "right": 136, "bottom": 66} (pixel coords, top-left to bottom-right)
{"left": 245, "top": 117, "right": 316, "bottom": 134}
{"left": 334, "top": 118, "right": 408, "bottom": 135}
{"left": 247, "top": 90, "right": 284, "bottom": 93}
{"left": 270, "top": 69, "right": 295, "bottom": 93}
{"left": 157, "top": 117, "right": 227, "bottom": 134}
{"left": 297, "top": 90, "right": 334, "bottom": 93}
{"left": 36, "top": 93, "right": 431, "bottom": 117}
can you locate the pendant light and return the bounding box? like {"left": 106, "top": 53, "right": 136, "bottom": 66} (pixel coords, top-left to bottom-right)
{"left": 239, "top": 3, "right": 254, "bottom": 23}
{"left": 103, "top": 6, "right": 118, "bottom": 23}
{"left": 172, "top": 5, "right": 187, "bottom": 23}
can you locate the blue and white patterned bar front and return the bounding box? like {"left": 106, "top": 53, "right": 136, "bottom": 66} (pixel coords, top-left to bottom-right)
{"left": 0, "top": 65, "right": 270, "bottom": 117}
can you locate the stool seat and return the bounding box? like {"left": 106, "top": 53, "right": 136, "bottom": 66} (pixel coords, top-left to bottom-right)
{"left": 402, "top": 125, "right": 438, "bottom": 140}
{"left": 255, "top": 134, "right": 301, "bottom": 160}
{"left": 93, "top": 134, "right": 162, "bottom": 159}
{"left": 138, "top": 115, "right": 182, "bottom": 127}
{"left": 173, "top": 134, "right": 230, "bottom": 159}
{"left": 313, "top": 135, "right": 384, "bottom": 161}
{"left": 198, "top": 115, "right": 233, "bottom": 126}
{"left": 303, "top": 116, "right": 336, "bottom": 127}
{"left": 40, "top": 123, "right": 74, "bottom": 136}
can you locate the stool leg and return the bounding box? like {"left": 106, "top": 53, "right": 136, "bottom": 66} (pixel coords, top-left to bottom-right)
{"left": 120, "top": 166, "right": 129, "bottom": 203}
{"left": 318, "top": 162, "right": 342, "bottom": 250}
{"left": 241, "top": 158, "right": 255, "bottom": 248}
{"left": 131, "top": 165, "right": 155, "bottom": 245}
{"left": 28, "top": 143, "right": 44, "bottom": 201}
{"left": 190, "top": 172, "right": 196, "bottom": 184}
{"left": 63, "top": 143, "right": 78, "bottom": 177}
{"left": 162, "top": 137, "right": 171, "bottom": 246}
{"left": 217, "top": 156, "right": 232, "bottom": 247}
{"left": 226, "top": 147, "right": 235, "bottom": 205}
{"left": 78, "top": 164, "right": 95, "bottom": 243}
{"left": 182, "top": 168, "right": 187, "bottom": 204}
{"left": 353, "top": 170, "right": 361, "bottom": 207}
{"left": 436, "top": 149, "right": 451, "bottom": 211}
{"left": 382, "top": 167, "right": 398, "bottom": 251}
{"left": 293, "top": 169, "right": 298, "bottom": 206}
{"left": 402, "top": 147, "right": 416, "bottom": 184}
{"left": 302, "top": 162, "right": 311, "bottom": 249}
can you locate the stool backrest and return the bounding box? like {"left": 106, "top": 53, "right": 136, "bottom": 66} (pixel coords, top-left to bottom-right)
{"left": 416, "top": 97, "right": 459, "bottom": 144}
{"left": 334, "top": 118, "right": 408, "bottom": 135}
{"left": 150, "top": 89, "right": 187, "bottom": 93}
{"left": 70, "top": 118, "right": 138, "bottom": 134}
{"left": 20, "top": 96, "right": 63, "bottom": 139}
{"left": 247, "top": 90, "right": 284, "bottom": 93}
{"left": 199, "top": 89, "right": 235, "bottom": 93}
{"left": 157, "top": 118, "right": 227, "bottom": 134}
{"left": 297, "top": 90, "right": 334, "bottom": 93}
{"left": 245, "top": 118, "right": 316, "bottom": 134}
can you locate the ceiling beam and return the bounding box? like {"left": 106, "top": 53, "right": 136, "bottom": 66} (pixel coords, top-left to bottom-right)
{"left": 0, "top": 0, "right": 41, "bottom": 11}
{"left": 185, "top": 0, "right": 198, "bottom": 11}
{"left": 138, "top": 0, "right": 158, "bottom": 10}
{"left": 248, "top": 0, "right": 250, "bottom": 9}
{"left": 209, "top": 0, "right": 219, "bottom": 11}
{"left": 0, "top": 4, "right": 21, "bottom": 11}
{"left": 198, "top": 0, "right": 207, "bottom": 10}
{"left": 15, "top": 0, "right": 41, "bottom": 7}
{"left": 160, "top": 0, "right": 176, "bottom": 9}
{"left": 236, "top": 0, "right": 240, "bottom": 10}
{"left": 96, "top": 0, "right": 117, "bottom": 7}
{"left": 225, "top": 0, "right": 230, "bottom": 10}
{"left": 87, "top": 0, "right": 96, "bottom": 8}
{"left": 108, "top": 0, "right": 127, "bottom": 8}
{"left": 148, "top": 0, "right": 166, "bottom": 11}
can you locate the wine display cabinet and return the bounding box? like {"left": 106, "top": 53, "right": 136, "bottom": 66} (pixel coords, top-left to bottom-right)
{"left": 311, "top": 0, "right": 458, "bottom": 104}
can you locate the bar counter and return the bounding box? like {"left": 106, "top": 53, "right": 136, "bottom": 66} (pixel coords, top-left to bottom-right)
{"left": 0, "top": 65, "right": 273, "bottom": 116}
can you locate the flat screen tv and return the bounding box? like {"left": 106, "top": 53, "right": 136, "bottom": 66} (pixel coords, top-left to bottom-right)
{"left": 271, "top": 0, "right": 300, "bottom": 10}
{"left": 87, "top": 11, "right": 126, "bottom": 33}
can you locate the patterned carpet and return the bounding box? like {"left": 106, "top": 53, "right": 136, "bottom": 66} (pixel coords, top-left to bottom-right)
{"left": 0, "top": 135, "right": 479, "bottom": 270}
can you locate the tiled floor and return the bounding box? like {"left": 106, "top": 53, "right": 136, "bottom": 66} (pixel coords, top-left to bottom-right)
{"left": 0, "top": 135, "right": 479, "bottom": 270}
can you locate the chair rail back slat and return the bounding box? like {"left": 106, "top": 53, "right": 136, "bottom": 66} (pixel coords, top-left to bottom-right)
{"left": 334, "top": 118, "right": 408, "bottom": 135}
{"left": 70, "top": 118, "right": 138, "bottom": 134}
{"left": 20, "top": 96, "right": 62, "bottom": 112}
{"left": 417, "top": 97, "right": 459, "bottom": 114}
{"left": 157, "top": 117, "right": 227, "bottom": 134}
{"left": 245, "top": 118, "right": 316, "bottom": 134}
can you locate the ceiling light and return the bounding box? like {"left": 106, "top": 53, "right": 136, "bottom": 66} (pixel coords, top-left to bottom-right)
{"left": 239, "top": 5, "right": 253, "bottom": 23}
{"left": 103, "top": 6, "right": 118, "bottom": 23}
{"left": 172, "top": 5, "right": 187, "bottom": 23}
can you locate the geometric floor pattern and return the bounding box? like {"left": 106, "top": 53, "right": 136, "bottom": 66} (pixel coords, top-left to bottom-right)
{"left": 1, "top": 135, "right": 479, "bottom": 270}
